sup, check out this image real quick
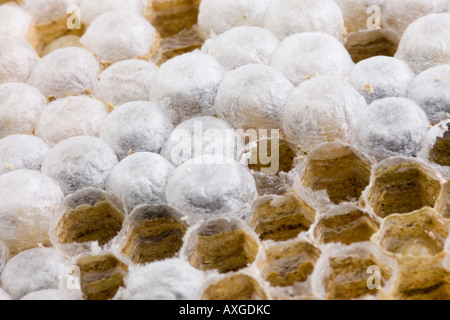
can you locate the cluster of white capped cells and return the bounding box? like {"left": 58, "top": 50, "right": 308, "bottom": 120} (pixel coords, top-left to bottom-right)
{"left": 1, "top": 0, "right": 450, "bottom": 301}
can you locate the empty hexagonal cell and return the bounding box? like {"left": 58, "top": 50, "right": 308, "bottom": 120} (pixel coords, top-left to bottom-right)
{"left": 116, "top": 204, "right": 188, "bottom": 265}
{"left": 373, "top": 208, "right": 448, "bottom": 258}
{"left": 299, "top": 142, "right": 373, "bottom": 205}
{"left": 77, "top": 253, "right": 128, "bottom": 301}
{"left": 183, "top": 217, "right": 260, "bottom": 274}
{"left": 373, "top": 208, "right": 450, "bottom": 300}
{"left": 314, "top": 204, "right": 379, "bottom": 245}
{"left": 201, "top": 273, "right": 268, "bottom": 300}
{"left": 257, "top": 238, "right": 320, "bottom": 294}
{"left": 365, "top": 158, "right": 444, "bottom": 218}
{"left": 345, "top": 29, "right": 399, "bottom": 63}
{"left": 249, "top": 193, "right": 316, "bottom": 242}
{"left": 312, "top": 243, "right": 396, "bottom": 300}
{"left": 239, "top": 135, "right": 299, "bottom": 195}
{"left": 51, "top": 188, "right": 125, "bottom": 256}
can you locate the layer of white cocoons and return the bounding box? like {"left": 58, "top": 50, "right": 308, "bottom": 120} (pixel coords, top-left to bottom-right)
{"left": 93, "top": 59, "right": 158, "bottom": 107}
{"left": 334, "top": 0, "right": 385, "bottom": 34}
{"left": 352, "top": 97, "right": 429, "bottom": 161}
{"left": 1, "top": 247, "right": 64, "bottom": 300}
{"left": 383, "top": 0, "right": 449, "bottom": 41}
{"left": 35, "top": 95, "right": 107, "bottom": 146}
{"left": 271, "top": 33, "right": 354, "bottom": 86}
{"left": 81, "top": 11, "right": 158, "bottom": 64}
{"left": 264, "top": 0, "right": 345, "bottom": 40}
{"left": 161, "top": 116, "right": 235, "bottom": 166}
{"left": 0, "top": 82, "right": 46, "bottom": 138}
{"left": 349, "top": 56, "right": 415, "bottom": 104}
{"left": 22, "top": 0, "right": 80, "bottom": 24}
{"left": 202, "top": 26, "right": 279, "bottom": 71}
{"left": 0, "top": 135, "right": 49, "bottom": 175}
{"left": 165, "top": 155, "right": 258, "bottom": 221}
{"left": 41, "top": 136, "right": 118, "bottom": 195}
{"left": 80, "top": 0, "right": 147, "bottom": 25}
{"left": 0, "top": 36, "right": 39, "bottom": 84}
{"left": 395, "top": 13, "right": 450, "bottom": 74}
{"left": 214, "top": 64, "right": 294, "bottom": 130}
{"left": 21, "top": 289, "right": 69, "bottom": 301}
{"left": 28, "top": 47, "right": 100, "bottom": 98}
{"left": 114, "top": 259, "right": 204, "bottom": 300}
{"left": 0, "top": 170, "right": 63, "bottom": 253}
{"left": 151, "top": 51, "right": 225, "bottom": 124}
{"left": 99, "top": 101, "right": 173, "bottom": 160}
{"left": 283, "top": 76, "right": 367, "bottom": 152}
{"left": 198, "top": 0, "right": 271, "bottom": 39}
{"left": 407, "top": 65, "right": 450, "bottom": 124}
{"left": 105, "top": 152, "right": 174, "bottom": 213}
{"left": 0, "top": 3, "right": 34, "bottom": 42}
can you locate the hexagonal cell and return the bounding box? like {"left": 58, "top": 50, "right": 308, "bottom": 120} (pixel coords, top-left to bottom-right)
{"left": 117, "top": 204, "right": 188, "bottom": 265}
{"left": 239, "top": 135, "right": 300, "bottom": 195}
{"left": 365, "top": 158, "right": 444, "bottom": 218}
{"left": 201, "top": 274, "right": 268, "bottom": 300}
{"left": 257, "top": 239, "right": 320, "bottom": 290}
{"left": 314, "top": 204, "right": 379, "bottom": 245}
{"left": 249, "top": 193, "right": 316, "bottom": 242}
{"left": 51, "top": 188, "right": 125, "bottom": 256}
{"left": 77, "top": 253, "right": 128, "bottom": 301}
{"left": 345, "top": 29, "right": 399, "bottom": 63}
{"left": 183, "top": 217, "right": 260, "bottom": 274}
{"left": 300, "top": 142, "right": 373, "bottom": 205}
{"left": 374, "top": 209, "right": 448, "bottom": 257}
{"left": 373, "top": 208, "right": 450, "bottom": 300}
{"left": 312, "top": 243, "right": 396, "bottom": 300}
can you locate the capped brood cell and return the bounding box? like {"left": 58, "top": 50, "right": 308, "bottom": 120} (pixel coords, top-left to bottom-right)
{"left": 183, "top": 217, "right": 260, "bottom": 274}
{"left": 165, "top": 155, "right": 258, "bottom": 221}
{"left": 263, "top": 0, "right": 344, "bottom": 40}
{"left": 283, "top": 77, "right": 366, "bottom": 152}
{"left": 81, "top": 11, "right": 160, "bottom": 65}
{"left": 51, "top": 188, "right": 125, "bottom": 256}
{"left": 198, "top": 0, "right": 271, "bottom": 39}
{"left": 395, "top": 13, "right": 450, "bottom": 74}
{"left": 27, "top": 47, "right": 100, "bottom": 98}
{"left": 249, "top": 193, "right": 316, "bottom": 242}
{"left": 202, "top": 26, "right": 279, "bottom": 71}
{"left": 0, "top": 135, "right": 49, "bottom": 175}
{"left": 0, "top": 83, "right": 46, "bottom": 138}
{"left": 116, "top": 204, "right": 188, "bottom": 265}
{"left": 299, "top": 142, "right": 373, "bottom": 205}
{"left": 0, "top": 36, "right": 39, "bottom": 84}
{"left": 314, "top": 204, "right": 379, "bottom": 245}
{"left": 365, "top": 157, "right": 444, "bottom": 218}
{"left": 76, "top": 252, "right": 127, "bottom": 300}
{"left": 407, "top": 65, "right": 450, "bottom": 124}
{"left": 114, "top": 259, "right": 204, "bottom": 300}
